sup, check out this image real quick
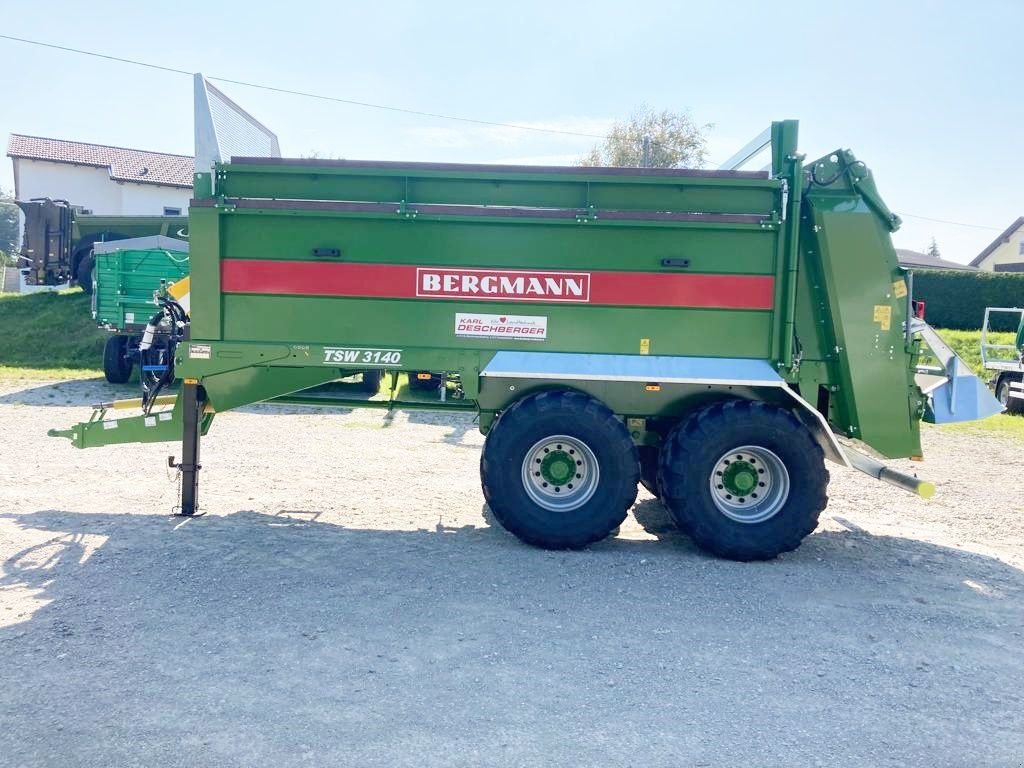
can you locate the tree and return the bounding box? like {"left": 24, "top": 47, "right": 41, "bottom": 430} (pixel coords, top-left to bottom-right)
{"left": 578, "top": 107, "right": 709, "bottom": 169}
{"left": 0, "top": 190, "right": 18, "bottom": 265}
{"left": 926, "top": 237, "right": 941, "bottom": 259}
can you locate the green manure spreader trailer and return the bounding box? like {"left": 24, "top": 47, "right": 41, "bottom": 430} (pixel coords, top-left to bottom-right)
{"left": 50, "top": 121, "right": 1002, "bottom": 561}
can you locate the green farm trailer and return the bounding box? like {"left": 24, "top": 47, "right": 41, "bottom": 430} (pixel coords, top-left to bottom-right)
{"left": 50, "top": 120, "right": 1002, "bottom": 561}
{"left": 89, "top": 234, "right": 384, "bottom": 392}
{"left": 91, "top": 236, "right": 191, "bottom": 383}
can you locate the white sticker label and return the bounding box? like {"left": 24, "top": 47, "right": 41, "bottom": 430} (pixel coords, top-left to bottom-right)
{"left": 144, "top": 416, "right": 156, "bottom": 427}
{"left": 159, "top": 412, "right": 173, "bottom": 421}
{"left": 455, "top": 313, "right": 548, "bottom": 341}
{"left": 102, "top": 420, "right": 118, "bottom": 430}
{"left": 125, "top": 312, "right": 135, "bottom": 324}
{"left": 189, "top": 344, "right": 212, "bottom": 360}
{"left": 323, "top": 347, "right": 403, "bottom": 366}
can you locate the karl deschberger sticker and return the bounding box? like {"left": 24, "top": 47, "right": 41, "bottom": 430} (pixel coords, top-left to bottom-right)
{"left": 455, "top": 313, "right": 548, "bottom": 340}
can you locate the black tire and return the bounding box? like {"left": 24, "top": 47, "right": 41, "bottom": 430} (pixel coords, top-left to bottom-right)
{"left": 360, "top": 369, "right": 383, "bottom": 394}
{"left": 996, "top": 375, "right": 1024, "bottom": 415}
{"left": 76, "top": 251, "right": 96, "bottom": 295}
{"left": 480, "top": 390, "right": 639, "bottom": 549}
{"left": 659, "top": 399, "right": 829, "bottom": 561}
{"left": 103, "top": 335, "right": 133, "bottom": 384}
{"left": 638, "top": 445, "right": 660, "bottom": 497}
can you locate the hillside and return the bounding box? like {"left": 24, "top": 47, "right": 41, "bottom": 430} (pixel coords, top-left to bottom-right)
{"left": 0, "top": 289, "right": 108, "bottom": 373}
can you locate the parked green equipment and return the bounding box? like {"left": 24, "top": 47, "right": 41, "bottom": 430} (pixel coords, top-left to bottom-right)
{"left": 15, "top": 198, "right": 188, "bottom": 293}
{"left": 90, "top": 236, "right": 191, "bottom": 383}
{"left": 50, "top": 120, "right": 1002, "bottom": 561}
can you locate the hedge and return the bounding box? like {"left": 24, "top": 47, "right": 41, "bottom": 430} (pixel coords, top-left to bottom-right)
{"left": 911, "top": 269, "right": 1024, "bottom": 331}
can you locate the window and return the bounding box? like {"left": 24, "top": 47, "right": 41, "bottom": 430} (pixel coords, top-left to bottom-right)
{"left": 1019, "top": 241, "right": 1024, "bottom": 256}
{"left": 163, "top": 207, "right": 182, "bottom": 216}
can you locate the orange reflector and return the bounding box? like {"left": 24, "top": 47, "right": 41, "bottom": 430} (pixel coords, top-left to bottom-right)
{"left": 645, "top": 383, "right": 661, "bottom": 392}
{"left": 417, "top": 373, "right": 432, "bottom": 380}
{"left": 910, "top": 455, "right": 924, "bottom": 462}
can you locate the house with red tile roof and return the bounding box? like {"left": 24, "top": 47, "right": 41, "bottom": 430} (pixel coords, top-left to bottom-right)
{"left": 6, "top": 134, "right": 193, "bottom": 216}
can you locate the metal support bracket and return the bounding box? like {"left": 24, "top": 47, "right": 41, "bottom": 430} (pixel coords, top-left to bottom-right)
{"left": 173, "top": 381, "right": 206, "bottom": 517}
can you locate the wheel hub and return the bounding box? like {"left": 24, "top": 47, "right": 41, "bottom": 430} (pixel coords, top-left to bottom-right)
{"left": 539, "top": 450, "right": 575, "bottom": 485}
{"left": 521, "top": 435, "right": 600, "bottom": 512}
{"left": 721, "top": 460, "right": 758, "bottom": 495}
{"left": 709, "top": 445, "right": 790, "bottom": 524}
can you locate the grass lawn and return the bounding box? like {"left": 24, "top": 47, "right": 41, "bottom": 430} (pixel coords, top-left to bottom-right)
{"left": 0, "top": 289, "right": 106, "bottom": 377}
{"left": 928, "top": 327, "right": 1016, "bottom": 376}
{"left": 933, "top": 414, "right": 1024, "bottom": 439}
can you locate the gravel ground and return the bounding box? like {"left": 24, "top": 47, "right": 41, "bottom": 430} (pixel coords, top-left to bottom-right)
{"left": 1, "top": 376, "right": 1023, "bottom": 767}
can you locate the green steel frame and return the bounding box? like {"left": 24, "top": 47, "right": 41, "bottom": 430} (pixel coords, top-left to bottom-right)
{"left": 51, "top": 119, "right": 999, "bottom": 514}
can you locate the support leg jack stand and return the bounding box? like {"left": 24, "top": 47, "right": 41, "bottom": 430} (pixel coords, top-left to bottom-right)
{"left": 171, "top": 381, "right": 206, "bottom": 517}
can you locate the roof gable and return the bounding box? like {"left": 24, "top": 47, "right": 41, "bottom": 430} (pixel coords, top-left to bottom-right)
{"left": 970, "top": 217, "right": 1024, "bottom": 267}
{"left": 7, "top": 134, "right": 194, "bottom": 188}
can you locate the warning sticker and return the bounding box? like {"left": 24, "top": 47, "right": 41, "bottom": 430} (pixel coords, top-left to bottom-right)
{"left": 892, "top": 279, "right": 907, "bottom": 299}
{"left": 454, "top": 313, "right": 547, "bottom": 341}
{"left": 873, "top": 304, "right": 892, "bottom": 331}
{"left": 189, "top": 344, "right": 212, "bottom": 360}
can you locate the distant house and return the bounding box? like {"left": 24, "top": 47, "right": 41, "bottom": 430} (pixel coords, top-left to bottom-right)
{"left": 895, "top": 249, "right": 977, "bottom": 271}
{"left": 7, "top": 134, "right": 193, "bottom": 216}
{"left": 969, "top": 217, "right": 1024, "bottom": 272}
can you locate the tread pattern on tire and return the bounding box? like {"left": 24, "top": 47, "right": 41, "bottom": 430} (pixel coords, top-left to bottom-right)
{"left": 76, "top": 252, "right": 95, "bottom": 295}
{"left": 998, "top": 375, "right": 1024, "bottom": 415}
{"left": 480, "top": 390, "right": 639, "bottom": 549}
{"left": 103, "top": 335, "right": 132, "bottom": 384}
{"left": 659, "top": 399, "right": 829, "bottom": 561}
{"left": 638, "top": 445, "right": 660, "bottom": 497}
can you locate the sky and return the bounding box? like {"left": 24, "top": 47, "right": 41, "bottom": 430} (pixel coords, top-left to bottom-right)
{"left": 2, "top": 0, "right": 1021, "bottom": 264}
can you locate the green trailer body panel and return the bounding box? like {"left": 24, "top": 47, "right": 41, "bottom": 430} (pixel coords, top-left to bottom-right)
{"left": 93, "top": 237, "right": 190, "bottom": 331}
{"left": 799, "top": 192, "right": 920, "bottom": 457}
{"left": 54, "top": 120, "right": 1000, "bottom": 468}
{"left": 169, "top": 123, "right": 916, "bottom": 461}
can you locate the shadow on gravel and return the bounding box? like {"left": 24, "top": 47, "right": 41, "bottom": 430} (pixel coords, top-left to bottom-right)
{"left": 406, "top": 409, "right": 478, "bottom": 446}
{"left": 0, "top": 377, "right": 134, "bottom": 407}
{"left": 1, "top": 507, "right": 1022, "bottom": 767}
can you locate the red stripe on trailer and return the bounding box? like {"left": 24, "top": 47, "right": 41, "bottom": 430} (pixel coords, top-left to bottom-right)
{"left": 221, "top": 259, "right": 775, "bottom": 310}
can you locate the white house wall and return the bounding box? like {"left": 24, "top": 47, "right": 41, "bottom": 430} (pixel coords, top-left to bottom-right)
{"left": 13, "top": 158, "right": 192, "bottom": 215}
{"left": 977, "top": 229, "right": 1024, "bottom": 272}
{"left": 120, "top": 182, "right": 191, "bottom": 214}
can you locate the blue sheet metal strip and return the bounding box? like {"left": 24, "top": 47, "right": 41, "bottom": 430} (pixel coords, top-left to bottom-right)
{"left": 480, "top": 351, "right": 783, "bottom": 385}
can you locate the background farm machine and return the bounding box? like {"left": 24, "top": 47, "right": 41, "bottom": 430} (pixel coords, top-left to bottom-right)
{"left": 981, "top": 307, "right": 1024, "bottom": 414}
{"left": 15, "top": 197, "right": 188, "bottom": 293}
